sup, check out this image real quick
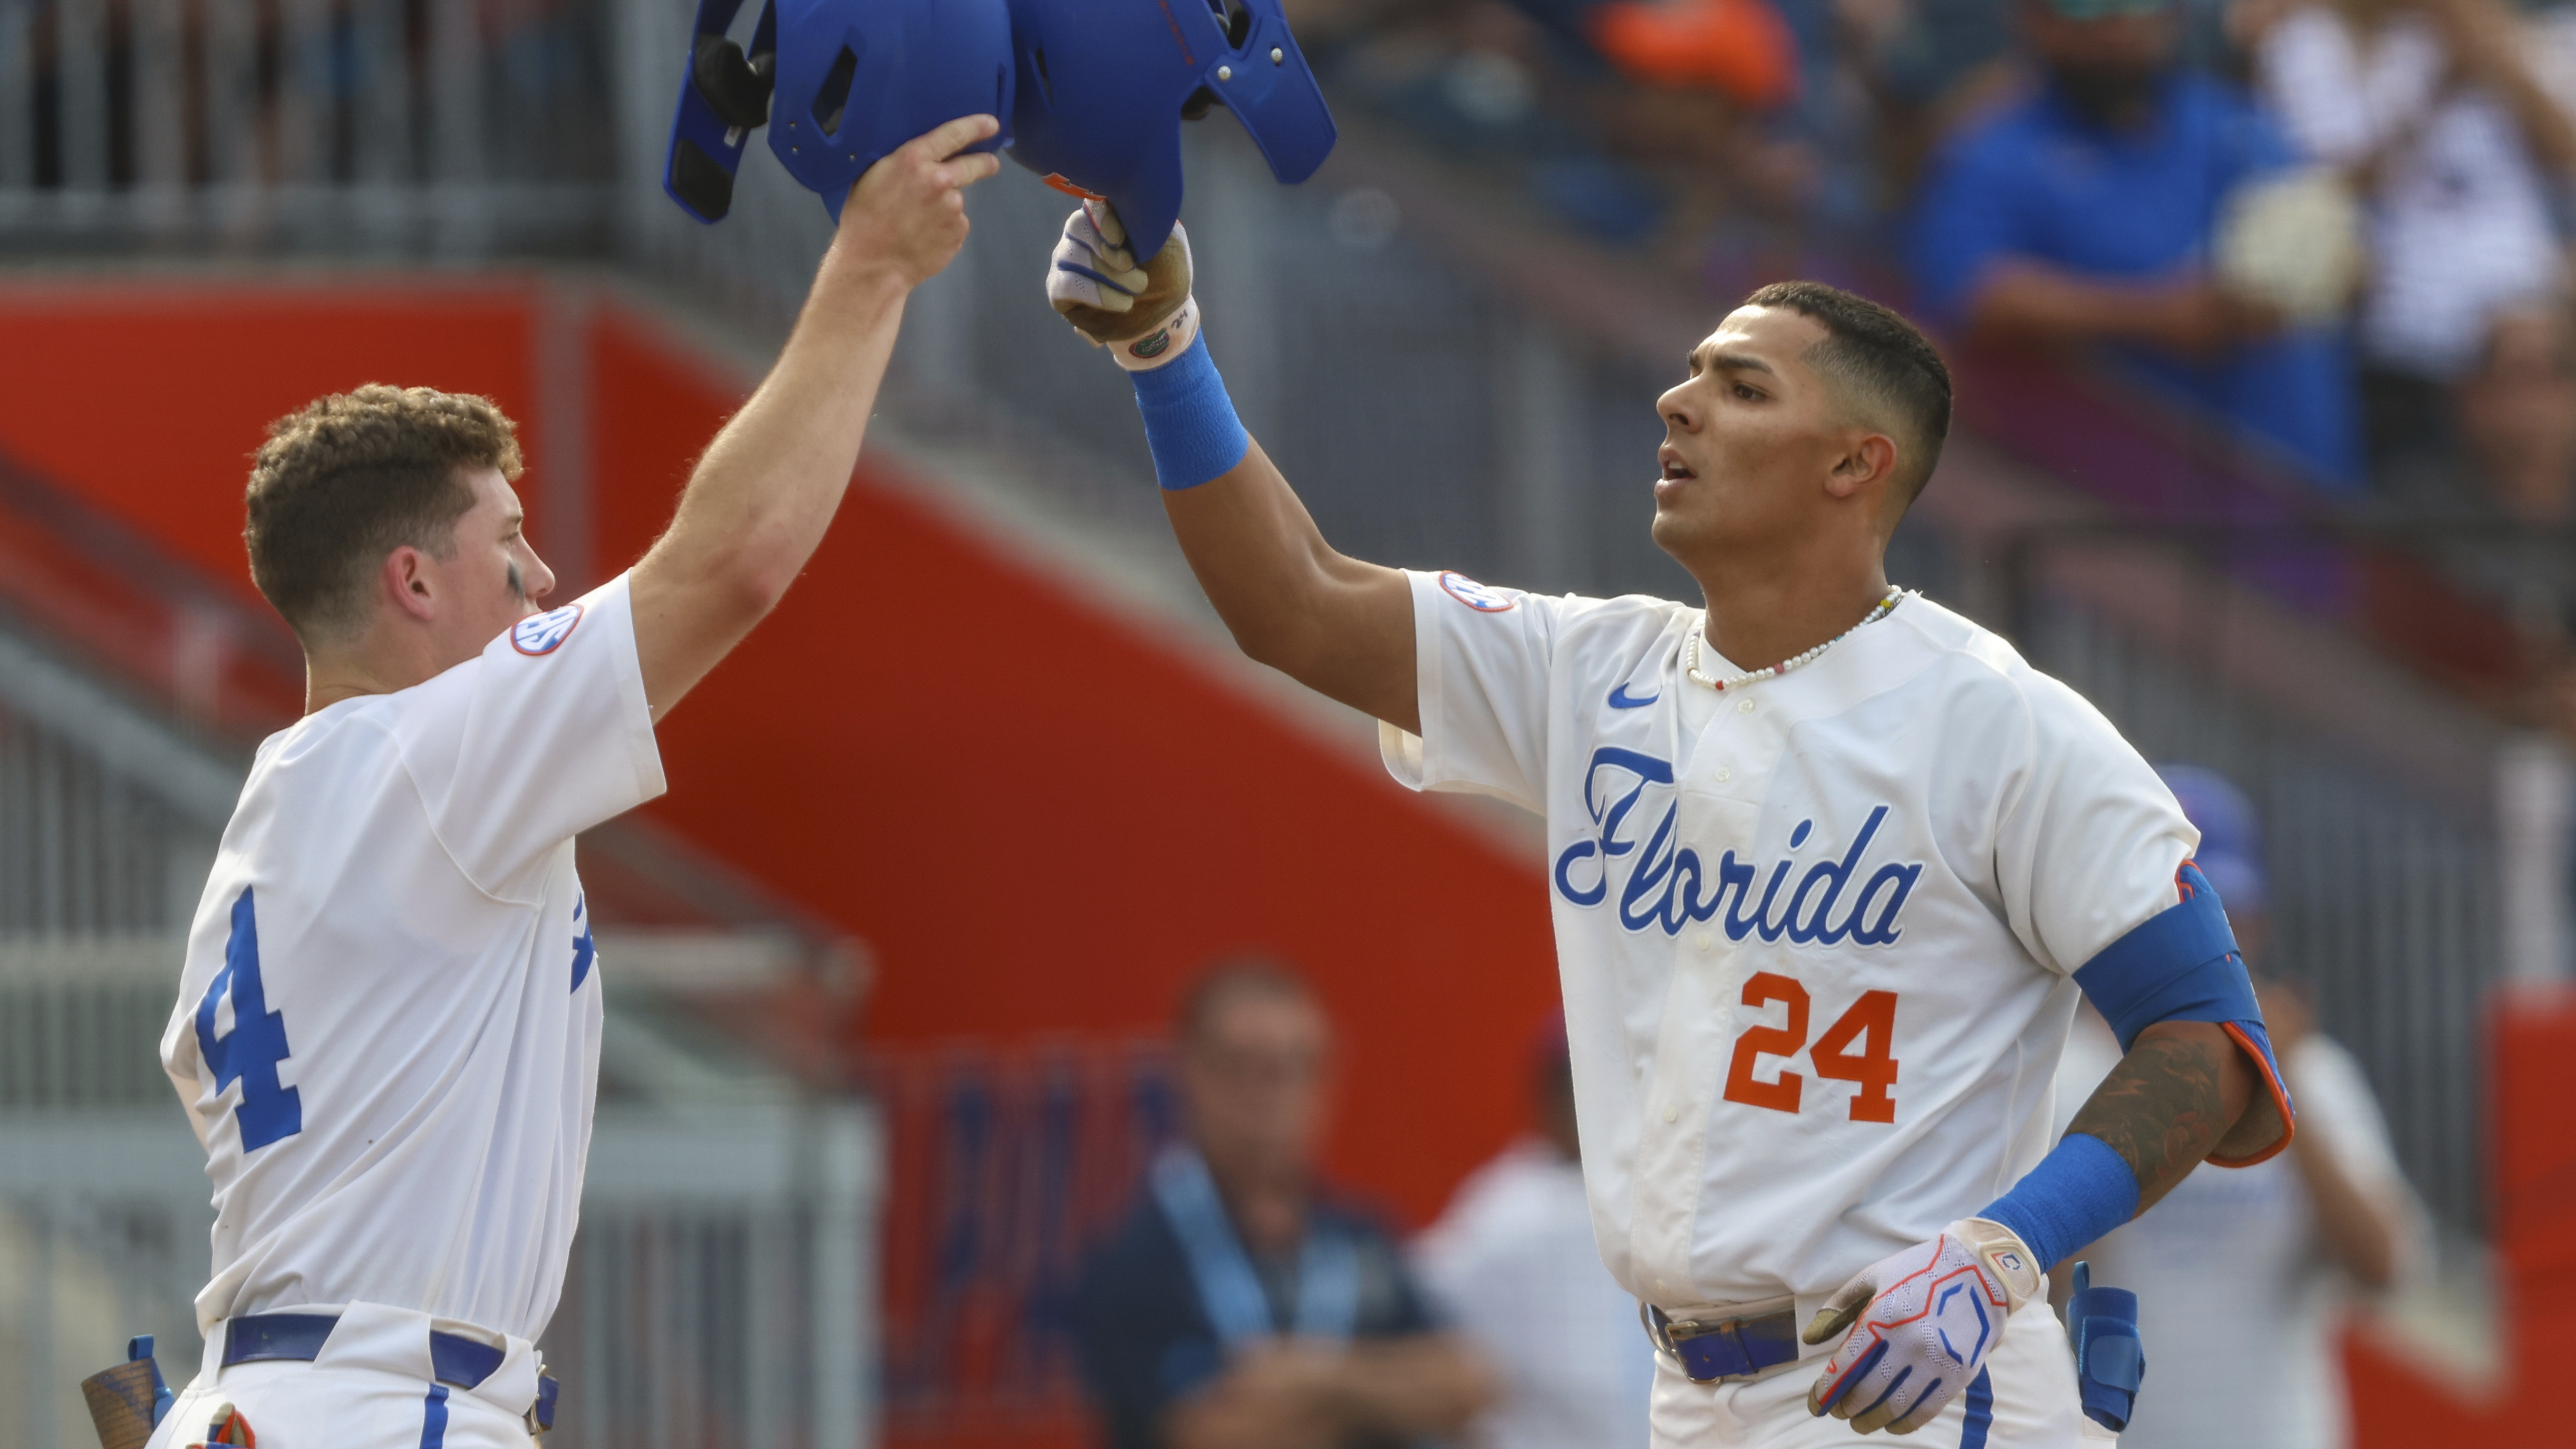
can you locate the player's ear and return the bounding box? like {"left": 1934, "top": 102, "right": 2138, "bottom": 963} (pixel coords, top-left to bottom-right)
{"left": 1825, "top": 433, "right": 1897, "bottom": 500}
{"left": 383, "top": 546, "right": 439, "bottom": 623}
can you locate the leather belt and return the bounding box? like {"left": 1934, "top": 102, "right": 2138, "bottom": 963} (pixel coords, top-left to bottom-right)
{"left": 224, "top": 1313, "right": 504, "bottom": 1390}
{"left": 1643, "top": 1300, "right": 1803, "bottom": 1384}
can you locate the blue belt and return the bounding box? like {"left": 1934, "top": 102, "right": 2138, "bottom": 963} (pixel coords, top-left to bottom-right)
{"left": 223, "top": 1313, "right": 504, "bottom": 1390}
{"left": 1644, "top": 1302, "right": 1803, "bottom": 1383}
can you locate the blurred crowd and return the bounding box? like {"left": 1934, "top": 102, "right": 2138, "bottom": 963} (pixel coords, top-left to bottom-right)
{"left": 1285, "top": 0, "right": 2576, "bottom": 710}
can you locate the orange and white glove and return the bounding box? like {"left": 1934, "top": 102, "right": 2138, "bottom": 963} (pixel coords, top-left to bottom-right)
{"left": 1803, "top": 1219, "right": 2044, "bottom": 1435}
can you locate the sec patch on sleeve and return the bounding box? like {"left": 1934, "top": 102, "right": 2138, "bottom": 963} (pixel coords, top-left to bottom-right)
{"left": 511, "top": 603, "right": 585, "bottom": 656}
{"left": 1439, "top": 572, "right": 1519, "bottom": 613}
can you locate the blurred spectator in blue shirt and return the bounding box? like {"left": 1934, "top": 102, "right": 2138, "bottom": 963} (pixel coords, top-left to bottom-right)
{"left": 1910, "top": 0, "right": 2364, "bottom": 490}
{"left": 1071, "top": 962, "right": 1495, "bottom": 1449}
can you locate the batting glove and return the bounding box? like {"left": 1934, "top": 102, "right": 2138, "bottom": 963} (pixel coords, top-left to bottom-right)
{"left": 1803, "top": 1218, "right": 2044, "bottom": 1435}
{"left": 1046, "top": 201, "right": 1199, "bottom": 372}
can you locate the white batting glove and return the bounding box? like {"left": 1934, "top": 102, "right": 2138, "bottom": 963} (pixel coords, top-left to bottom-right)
{"left": 1802, "top": 1219, "right": 2044, "bottom": 1435}
{"left": 1045, "top": 202, "right": 1199, "bottom": 371}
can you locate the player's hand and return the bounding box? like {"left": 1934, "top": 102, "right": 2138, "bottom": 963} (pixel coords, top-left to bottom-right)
{"left": 831, "top": 114, "right": 1003, "bottom": 289}
{"left": 1802, "top": 1219, "right": 2042, "bottom": 1435}
{"left": 1047, "top": 202, "right": 1201, "bottom": 369}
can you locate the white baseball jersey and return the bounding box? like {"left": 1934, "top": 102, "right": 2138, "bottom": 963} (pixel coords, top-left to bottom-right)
{"left": 159, "top": 572, "right": 665, "bottom": 1342}
{"left": 1382, "top": 572, "right": 2195, "bottom": 1315}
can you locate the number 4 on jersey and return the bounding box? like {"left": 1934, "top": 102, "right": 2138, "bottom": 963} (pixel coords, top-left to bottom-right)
{"left": 1812, "top": 989, "right": 1898, "bottom": 1123}
{"left": 195, "top": 887, "right": 303, "bottom": 1152}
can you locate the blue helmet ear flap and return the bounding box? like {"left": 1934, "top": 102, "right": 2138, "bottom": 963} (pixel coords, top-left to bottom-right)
{"left": 1206, "top": 0, "right": 1335, "bottom": 187}
{"left": 665, "top": 0, "right": 777, "bottom": 223}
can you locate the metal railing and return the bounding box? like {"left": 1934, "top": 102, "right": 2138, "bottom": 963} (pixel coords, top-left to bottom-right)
{"left": 0, "top": 0, "right": 618, "bottom": 256}
{"left": 0, "top": 1105, "right": 880, "bottom": 1449}
{"left": 2017, "top": 568, "right": 2505, "bottom": 1230}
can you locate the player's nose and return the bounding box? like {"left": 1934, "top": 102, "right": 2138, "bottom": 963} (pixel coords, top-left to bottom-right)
{"left": 1656, "top": 379, "right": 1700, "bottom": 433}
{"left": 523, "top": 552, "right": 558, "bottom": 602}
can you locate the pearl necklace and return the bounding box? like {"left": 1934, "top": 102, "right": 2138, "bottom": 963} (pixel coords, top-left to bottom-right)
{"left": 1684, "top": 587, "right": 1906, "bottom": 692}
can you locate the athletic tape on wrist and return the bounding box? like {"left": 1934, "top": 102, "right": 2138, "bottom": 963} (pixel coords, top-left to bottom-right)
{"left": 1128, "top": 327, "right": 1251, "bottom": 491}
{"left": 1974, "top": 1132, "right": 2138, "bottom": 1271}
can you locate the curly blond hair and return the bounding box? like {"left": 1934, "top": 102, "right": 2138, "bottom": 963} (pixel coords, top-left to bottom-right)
{"left": 245, "top": 384, "right": 524, "bottom": 640}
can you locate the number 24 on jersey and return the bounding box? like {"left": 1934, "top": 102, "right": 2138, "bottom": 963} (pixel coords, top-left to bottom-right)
{"left": 1722, "top": 972, "right": 1899, "bottom": 1123}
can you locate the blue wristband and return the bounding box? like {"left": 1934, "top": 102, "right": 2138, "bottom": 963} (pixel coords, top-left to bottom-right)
{"left": 1128, "top": 331, "right": 1251, "bottom": 491}
{"left": 1975, "top": 1132, "right": 2139, "bottom": 1270}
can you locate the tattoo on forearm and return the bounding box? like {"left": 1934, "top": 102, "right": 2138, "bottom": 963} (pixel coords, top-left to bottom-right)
{"left": 2067, "top": 1033, "right": 2231, "bottom": 1211}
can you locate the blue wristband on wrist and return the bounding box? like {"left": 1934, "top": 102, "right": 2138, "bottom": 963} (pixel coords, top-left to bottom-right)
{"left": 1128, "top": 331, "right": 1251, "bottom": 491}
{"left": 1975, "top": 1132, "right": 2139, "bottom": 1269}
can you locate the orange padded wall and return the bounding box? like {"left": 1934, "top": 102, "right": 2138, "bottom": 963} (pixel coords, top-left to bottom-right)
{"left": 2343, "top": 986, "right": 2576, "bottom": 1448}
{"left": 0, "top": 277, "right": 541, "bottom": 595}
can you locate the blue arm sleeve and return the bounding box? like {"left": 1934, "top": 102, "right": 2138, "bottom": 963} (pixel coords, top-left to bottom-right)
{"left": 2071, "top": 861, "right": 2296, "bottom": 1166}
{"left": 1127, "top": 332, "right": 1251, "bottom": 491}
{"left": 2074, "top": 861, "right": 2250, "bottom": 1051}
{"left": 1977, "top": 1132, "right": 2138, "bottom": 1271}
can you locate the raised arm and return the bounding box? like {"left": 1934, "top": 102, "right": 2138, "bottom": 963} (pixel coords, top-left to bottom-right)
{"left": 630, "top": 115, "right": 1001, "bottom": 720}
{"left": 1161, "top": 445, "right": 1417, "bottom": 732}
{"left": 1040, "top": 203, "right": 1417, "bottom": 731}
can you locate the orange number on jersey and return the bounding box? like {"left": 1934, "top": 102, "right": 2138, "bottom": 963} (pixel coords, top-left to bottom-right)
{"left": 1812, "top": 989, "right": 1900, "bottom": 1123}
{"left": 1721, "top": 972, "right": 1808, "bottom": 1114}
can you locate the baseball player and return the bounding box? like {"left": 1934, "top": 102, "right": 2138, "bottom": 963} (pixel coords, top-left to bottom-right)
{"left": 139, "top": 114, "right": 1001, "bottom": 1448}
{"left": 1040, "top": 209, "right": 2296, "bottom": 1445}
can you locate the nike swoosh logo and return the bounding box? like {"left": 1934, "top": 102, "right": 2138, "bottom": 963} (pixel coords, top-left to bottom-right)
{"left": 1607, "top": 684, "right": 1659, "bottom": 709}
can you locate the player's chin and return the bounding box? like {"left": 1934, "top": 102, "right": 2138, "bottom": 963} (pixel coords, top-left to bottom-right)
{"left": 1648, "top": 498, "right": 1711, "bottom": 559}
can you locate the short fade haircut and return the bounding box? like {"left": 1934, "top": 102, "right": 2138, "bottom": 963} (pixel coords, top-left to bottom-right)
{"left": 1741, "top": 281, "right": 1953, "bottom": 503}
{"left": 1175, "top": 957, "right": 1324, "bottom": 1048}
{"left": 244, "top": 384, "right": 523, "bottom": 642}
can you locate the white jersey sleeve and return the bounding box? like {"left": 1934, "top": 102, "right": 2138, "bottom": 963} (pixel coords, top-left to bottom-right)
{"left": 392, "top": 572, "right": 666, "bottom": 897}
{"left": 1991, "top": 673, "right": 2199, "bottom": 977}
{"left": 1380, "top": 570, "right": 1578, "bottom": 813}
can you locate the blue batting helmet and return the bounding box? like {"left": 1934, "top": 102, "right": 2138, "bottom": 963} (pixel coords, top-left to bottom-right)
{"left": 1004, "top": 0, "right": 1338, "bottom": 256}
{"left": 664, "top": 0, "right": 1013, "bottom": 225}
